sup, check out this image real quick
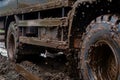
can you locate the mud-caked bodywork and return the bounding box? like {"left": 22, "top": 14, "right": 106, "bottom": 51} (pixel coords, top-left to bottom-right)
{"left": 0, "top": 0, "right": 120, "bottom": 80}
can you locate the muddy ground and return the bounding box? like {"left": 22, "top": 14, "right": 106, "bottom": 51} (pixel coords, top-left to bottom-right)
{"left": 0, "top": 42, "right": 72, "bottom": 80}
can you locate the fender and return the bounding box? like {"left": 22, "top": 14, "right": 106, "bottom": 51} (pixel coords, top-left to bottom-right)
{"left": 68, "top": 0, "right": 119, "bottom": 48}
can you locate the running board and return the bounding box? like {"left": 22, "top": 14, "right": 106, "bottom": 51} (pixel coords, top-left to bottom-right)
{"left": 19, "top": 36, "right": 68, "bottom": 49}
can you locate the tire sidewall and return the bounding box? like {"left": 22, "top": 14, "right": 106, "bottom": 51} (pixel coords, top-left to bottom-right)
{"left": 7, "top": 22, "right": 17, "bottom": 62}
{"left": 80, "top": 22, "right": 120, "bottom": 80}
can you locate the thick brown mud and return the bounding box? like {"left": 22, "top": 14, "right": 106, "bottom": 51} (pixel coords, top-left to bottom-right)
{"left": 0, "top": 54, "right": 71, "bottom": 80}
{"left": 0, "top": 42, "right": 73, "bottom": 80}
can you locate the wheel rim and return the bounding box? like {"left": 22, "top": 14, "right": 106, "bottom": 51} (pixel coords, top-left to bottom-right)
{"left": 86, "top": 41, "right": 118, "bottom": 80}
{"left": 8, "top": 33, "right": 15, "bottom": 61}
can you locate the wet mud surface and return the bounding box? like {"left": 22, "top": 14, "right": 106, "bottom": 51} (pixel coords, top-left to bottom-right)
{"left": 0, "top": 55, "right": 71, "bottom": 80}
{"left": 0, "top": 55, "right": 24, "bottom": 80}
{"left": 0, "top": 42, "right": 71, "bottom": 80}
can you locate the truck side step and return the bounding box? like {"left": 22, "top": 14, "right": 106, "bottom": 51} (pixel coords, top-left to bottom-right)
{"left": 19, "top": 36, "right": 68, "bottom": 50}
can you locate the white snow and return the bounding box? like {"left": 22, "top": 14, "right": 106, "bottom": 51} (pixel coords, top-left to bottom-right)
{"left": 0, "top": 42, "right": 8, "bottom": 57}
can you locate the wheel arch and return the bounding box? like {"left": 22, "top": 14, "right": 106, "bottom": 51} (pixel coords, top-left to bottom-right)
{"left": 68, "top": 0, "right": 120, "bottom": 48}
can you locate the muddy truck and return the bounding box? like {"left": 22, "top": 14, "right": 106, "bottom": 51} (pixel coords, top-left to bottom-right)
{"left": 0, "top": 0, "right": 120, "bottom": 80}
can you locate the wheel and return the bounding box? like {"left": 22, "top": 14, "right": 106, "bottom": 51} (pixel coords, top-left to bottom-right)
{"left": 7, "top": 22, "right": 41, "bottom": 62}
{"left": 7, "top": 22, "right": 20, "bottom": 62}
{"left": 79, "top": 15, "right": 120, "bottom": 80}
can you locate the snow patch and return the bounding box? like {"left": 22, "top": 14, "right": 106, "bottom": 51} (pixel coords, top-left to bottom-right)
{"left": 0, "top": 42, "right": 8, "bottom": 57}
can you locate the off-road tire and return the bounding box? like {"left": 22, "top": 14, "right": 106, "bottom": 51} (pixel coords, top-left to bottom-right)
{"left": 7, "top": 22, "right": 21, "bottom": 62}
{"left": 80, "top": 15, "right": 120, "bottom": 80}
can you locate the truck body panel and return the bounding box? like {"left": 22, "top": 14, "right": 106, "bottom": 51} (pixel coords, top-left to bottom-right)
{"left": 0, "top": 0, "right": 17, "bottom": 15}
{"left": 18, "top": 0, "right": 41, "bottom": 8}
{"left": 0, "top": 0, "right": 73, "bottom": 16}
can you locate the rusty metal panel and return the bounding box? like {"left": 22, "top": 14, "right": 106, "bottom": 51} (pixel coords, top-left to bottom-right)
{"left": 19, "top": 36, "right": 68, "bottom": 49}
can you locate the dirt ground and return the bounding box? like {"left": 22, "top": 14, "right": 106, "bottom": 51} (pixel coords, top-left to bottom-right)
{"left": 0, "top": 42, "right": 71, "bottom": 80}
{"left": 0, "top": 54, "right": 71, "bottom": 80}
{"left": 0, "top": 55, "right": 24, "bottom": 80}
